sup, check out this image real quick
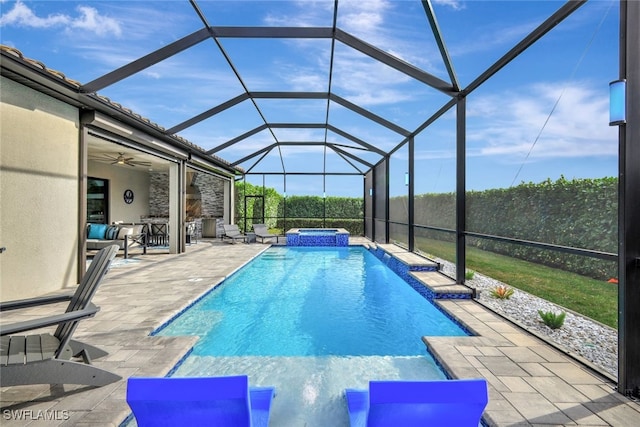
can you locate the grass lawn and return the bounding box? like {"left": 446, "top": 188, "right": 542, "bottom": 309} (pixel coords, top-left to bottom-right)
{"left": 415, "top": 237, "right": 618, "bottom": 329}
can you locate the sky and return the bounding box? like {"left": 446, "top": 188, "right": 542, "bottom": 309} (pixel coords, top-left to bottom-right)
{"left": 0, "top": 0, "right": 621, "bottom": 197}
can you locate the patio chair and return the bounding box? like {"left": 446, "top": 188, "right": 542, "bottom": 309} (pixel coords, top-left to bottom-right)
{"left": 126, "top": 375, "right": 275, "bottom": 427}
{"left": 252, "top": 224, "right": 281, "bottom": 243}
{"left": 0, "top": 245, "right": 121, "bottom": 387}
{"left": 223, "top": 224, "right": 246, "bottom": 244}
{"left": 345, "top": 378, "right": 488, "bottom": 427}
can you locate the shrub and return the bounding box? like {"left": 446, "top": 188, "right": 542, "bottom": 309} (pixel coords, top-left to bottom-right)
{"left": 465, "top": 269, "right": 475, "bottom": 280}
{"left": 538, "top": 310, "right": 566, "bottom": 329}
{"left": 490, "top": 285, "right": 514, "bottom": 300}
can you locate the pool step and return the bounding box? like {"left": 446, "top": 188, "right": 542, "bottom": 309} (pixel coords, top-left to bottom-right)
{"left": 409, "top": 271, "right": 473, "bottom": 298}
{"left": 376, "top": 244, "right": 439, "bottom": 270}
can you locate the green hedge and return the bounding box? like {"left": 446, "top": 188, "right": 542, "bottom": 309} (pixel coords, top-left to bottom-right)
{"left": 236, "top": 177, "right": 617, "bottom": 279}
{"left": 235, "top": 185, "right": 364, "bottom": 235}
{"left": 235, "top": 181, "right": 283, "bottom": 231}
{"left": 284, "top": 195, "right": 363, "bottom": 218}
{"left": 391, "top": 176, "right": 618, "bottom": 280}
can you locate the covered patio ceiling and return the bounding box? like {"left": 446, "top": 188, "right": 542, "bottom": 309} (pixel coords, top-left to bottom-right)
{"left": 73, "top": 0, "right": 583, "bottom": 177}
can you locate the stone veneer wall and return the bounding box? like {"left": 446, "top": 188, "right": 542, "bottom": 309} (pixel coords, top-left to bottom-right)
{"left": 149, "top": 172, "right": 170, "bottom": 217}
{"left": 194, "top": 172, "right": 225, "bottom": 217}
{"left": 148, "top": 171, "right": 225, "bottom": 218}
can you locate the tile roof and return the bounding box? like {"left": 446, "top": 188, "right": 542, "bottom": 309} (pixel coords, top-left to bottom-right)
{"left": 0, "top": 44, "right": 243, "bottom": 173}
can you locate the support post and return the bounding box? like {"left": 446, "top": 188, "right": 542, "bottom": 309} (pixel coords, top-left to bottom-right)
{"left": 455, "top": 97, "right": 466, "bottom": 285}
{"left": 618, "top": 0, "right": 640, "bottom": 398}
{"left": 385, "top": 157, "right": 390, "bottom": 244}
{"left": 408, "top": 137, "right": 415, "bottom": 252}
{"left": 78, "top": 124, "right": 89, "bottom": 282}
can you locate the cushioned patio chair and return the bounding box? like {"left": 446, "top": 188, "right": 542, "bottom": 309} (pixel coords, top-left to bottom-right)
{"left": 0, "top": 244, "right": 121, "bottom": 387}
{"left": 127, "top": 375, "right": 275, "bottom": 427}
{"left": 223, "top": 224, "right": 246, "bottom": 244}
{"left": 345, "top": 378, "right": 488, "bottom": 427}
{"left": 252, "top": 224, "right": 281, "bottom": 243}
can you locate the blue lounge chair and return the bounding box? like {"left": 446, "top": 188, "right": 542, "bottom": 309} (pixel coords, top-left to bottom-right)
{"left": 345, "top": 378, "right": 488, "bottom": 427}
{"left": 127, "top": 375, "right": 275, "bottom": 427}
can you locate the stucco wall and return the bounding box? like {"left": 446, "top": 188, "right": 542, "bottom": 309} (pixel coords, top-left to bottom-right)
{"left": 88, "top": 160, "right": 150, "bottom": 224}
{"left": 0, "top": 77, "right": 80, "bottom": 301}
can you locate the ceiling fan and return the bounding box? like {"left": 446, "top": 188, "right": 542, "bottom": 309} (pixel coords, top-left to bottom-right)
{"left": 89, "top": 152, "right": 152, "bottom": 167}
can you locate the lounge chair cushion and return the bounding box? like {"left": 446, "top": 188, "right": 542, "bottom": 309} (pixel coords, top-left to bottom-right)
{"left": 88, "top": 224, "right": 108, "bottom": 239}
{"left": 105, "top": 225, "right": 120, "bottom": 240}
{"left": 117, "top": 227, "right": 133, "bottom": 239}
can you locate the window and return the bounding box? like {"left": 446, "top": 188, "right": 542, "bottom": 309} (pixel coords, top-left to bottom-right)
{"left": 87, "top": 177, "right": 108, "bottom": 224}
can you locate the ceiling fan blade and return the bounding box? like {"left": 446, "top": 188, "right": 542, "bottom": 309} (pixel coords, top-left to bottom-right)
{"left": 127, "top": 160, "right": 152, "bottom": 166}
{"left": 89, "top": 154, "right": 117, "bottom": 162}
{"left": 90, "top": 152, "right": 151, "bottom": 167}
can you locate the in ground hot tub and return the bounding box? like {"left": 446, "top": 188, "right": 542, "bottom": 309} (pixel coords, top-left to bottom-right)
{"left": 286, "top": 228, "right": 350, "bottom": 246}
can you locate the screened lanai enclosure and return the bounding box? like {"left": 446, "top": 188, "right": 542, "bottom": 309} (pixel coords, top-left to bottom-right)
{"left": 1, "top": 0, "right": 637, "bottom": 397}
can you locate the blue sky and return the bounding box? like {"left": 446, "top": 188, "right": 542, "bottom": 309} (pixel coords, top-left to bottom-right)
{"left": 0, "top": 0, "right": 620, "bottom": 197}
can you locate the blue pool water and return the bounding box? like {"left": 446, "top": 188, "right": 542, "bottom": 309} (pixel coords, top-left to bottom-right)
{"left": 158, "top": 246, "right": 467, "bottom": 356}
{"left": 298, "top": 228, "right": 339, "bottom": 235}
{"left": 132, "top": 247, "right": 472, "bottom": 426}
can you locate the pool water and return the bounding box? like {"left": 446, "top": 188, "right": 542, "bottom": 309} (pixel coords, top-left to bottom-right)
{"left": 158, "top": 247, "right": 467, "bottom": 356}
{"left": 141, "top": 247, "right": 470, "bottom": 426}
{"left": 298, "top": 228, "right": 339, "bottom": 235}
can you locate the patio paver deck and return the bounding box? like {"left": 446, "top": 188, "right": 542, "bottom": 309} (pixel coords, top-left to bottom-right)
{"left": 1, "top": 239, "right": 638, "bottom": 426}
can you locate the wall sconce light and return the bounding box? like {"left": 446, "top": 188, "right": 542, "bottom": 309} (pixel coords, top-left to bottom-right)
{"left": 609, "top": 79, "right": 626, "bottom": 126}
{"left": 369, "top": 188, "right": 373, "bottom": 196}
{"left": 404, "top": 172, "right": 409, "bottom": 186}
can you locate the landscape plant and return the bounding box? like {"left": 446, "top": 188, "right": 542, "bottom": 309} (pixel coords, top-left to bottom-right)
{"left": 490, "top": 285, "right": 514, "bottom": 300}
{"left": 537, "top": 310, "right": 567, "bottom": 329}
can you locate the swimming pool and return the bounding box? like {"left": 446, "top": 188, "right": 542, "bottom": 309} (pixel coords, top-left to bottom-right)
{"left": 147, "top": 246, "right": 469, "bottom": 425}
{"left": 157, "top": 246, "right": 467, "bottom": 356}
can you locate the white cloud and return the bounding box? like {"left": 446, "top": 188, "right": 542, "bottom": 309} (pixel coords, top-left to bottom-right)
{"left": 0, "top": 1, "right": 121, "bottom": 37}
{"left": 467, "top": 81, "right": 617, "bottom": 161}
{"left": 0, "top": 0, "right": 69, "bottom": 28}
{"left": 338, "top": 0, "right": 390, "bottom": 36}
{"left": 411, "top": 81, "right": 616, "bottom": 165}
{"left": 449, "top": 20, "right": 536, "bottom": 57}
{"left": 69, "top": 6, "right": 121, "bottom": 37}
{"left": 432, "top": 0, "right": 466, "bottom": 11}
{"left": 261, "top": 0, "right": 442, "bottom": 101}
{"left": 332, "top": 48, "right": 416, "bottom": 106}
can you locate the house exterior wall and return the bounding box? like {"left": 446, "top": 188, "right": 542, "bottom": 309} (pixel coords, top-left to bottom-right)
{"left": 0, "top": 76, "right": 80, "bottom": 300}
{"left": 88, "top": 160, "right": 150, "bottom": 224}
